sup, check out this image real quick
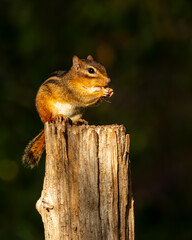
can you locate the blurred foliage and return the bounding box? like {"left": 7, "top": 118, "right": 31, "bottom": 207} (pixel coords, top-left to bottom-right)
{"left": 1, "top": 0, "right": 192, "bottom": 239}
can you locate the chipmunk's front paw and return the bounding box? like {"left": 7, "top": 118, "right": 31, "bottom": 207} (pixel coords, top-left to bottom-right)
{"left": 103, "top": 88, "right": 114, "bottom": 97}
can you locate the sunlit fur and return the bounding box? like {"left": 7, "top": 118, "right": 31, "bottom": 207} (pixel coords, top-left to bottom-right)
{"left": 23, "top": 55, "right": 113, "bottom": 168}
{"left": 22, "top": 130, "right": 45, "bottom": 168}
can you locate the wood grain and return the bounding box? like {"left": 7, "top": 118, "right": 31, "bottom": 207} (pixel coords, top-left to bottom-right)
{"left": 36, "top": 119, "right": 134, "bottom": 240}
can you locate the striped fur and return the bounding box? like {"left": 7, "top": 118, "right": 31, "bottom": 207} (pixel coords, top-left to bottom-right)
{"left": 22, "top": 130, "right": 45, "bottom": 168}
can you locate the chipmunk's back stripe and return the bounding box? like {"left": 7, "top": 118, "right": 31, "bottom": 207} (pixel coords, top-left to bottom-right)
{"left": 42, "top": 79, "right": 60, "bottom": 86}
{"left": 46, "top": 71, "right": 67, "bottom": 79}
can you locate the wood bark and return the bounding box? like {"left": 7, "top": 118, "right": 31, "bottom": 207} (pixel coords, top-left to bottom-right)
{"left": 36, "top": 119, "right": 134, "bottom": 240}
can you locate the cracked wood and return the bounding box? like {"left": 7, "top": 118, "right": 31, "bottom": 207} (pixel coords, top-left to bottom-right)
{"left": 36, "top": 120, "right": 134, "bottom": 240}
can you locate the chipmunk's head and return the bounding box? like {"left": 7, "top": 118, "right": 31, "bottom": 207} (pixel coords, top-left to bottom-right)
{"left": 71, "top": 55, "right": 111, "bottom": 92}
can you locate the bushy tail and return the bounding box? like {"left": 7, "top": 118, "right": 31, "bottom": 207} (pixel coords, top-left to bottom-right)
{"left": 22, "top": 130, "right": 45, "bottom": 168}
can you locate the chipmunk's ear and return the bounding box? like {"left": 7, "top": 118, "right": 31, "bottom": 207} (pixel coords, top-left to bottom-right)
{"left": 87, "top": 55, "right": 94, "bottom": 61}
{"left": 72, "top": 56, "right": 81, "bottom": 70}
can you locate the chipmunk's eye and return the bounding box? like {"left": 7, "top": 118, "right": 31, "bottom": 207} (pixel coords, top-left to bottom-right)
{"left": 88, "top": 68, "right": 95, "bottom": 74}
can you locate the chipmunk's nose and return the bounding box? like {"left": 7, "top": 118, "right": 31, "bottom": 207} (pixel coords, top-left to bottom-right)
{"left": 106, "top": 78, "right": 111, "bottom": 84}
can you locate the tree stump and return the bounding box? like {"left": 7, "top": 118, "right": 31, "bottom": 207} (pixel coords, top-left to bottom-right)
{"left": 36, "top": 120, "right": 134, "bottom": 240}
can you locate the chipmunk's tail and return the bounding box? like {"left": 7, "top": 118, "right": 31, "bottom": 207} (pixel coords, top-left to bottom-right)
{"left": 22, "top": 130, "right": 45, "bottom": 168}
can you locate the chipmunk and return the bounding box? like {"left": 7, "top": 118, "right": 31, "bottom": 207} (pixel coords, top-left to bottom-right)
{"left": 22, "top": 55, "right": 113, "bottom": 168}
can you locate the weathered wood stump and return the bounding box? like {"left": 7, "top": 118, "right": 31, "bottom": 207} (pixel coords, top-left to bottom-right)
{"left": 36, "top": 120, "right": 134, "bottom": 240}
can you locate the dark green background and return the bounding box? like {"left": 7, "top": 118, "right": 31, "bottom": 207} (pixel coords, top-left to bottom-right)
{"left": 1, "top": 0, "right": 192, "bottom": 239}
